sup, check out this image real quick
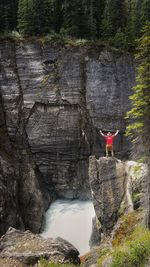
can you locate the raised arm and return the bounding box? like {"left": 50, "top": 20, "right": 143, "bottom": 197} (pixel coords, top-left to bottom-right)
{"left": 100, "top": 130, "right": 105, "bottom": 136}
{"left": 114, "top": 130, "right": 119, "bottom": 136}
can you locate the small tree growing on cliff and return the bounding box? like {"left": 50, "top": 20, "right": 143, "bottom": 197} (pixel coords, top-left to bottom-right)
{"left": 18, "top": 0, "right": 34, "bottom": 35}
{"left": 101, "top": 0, "right": 127, "bottom": 38}
{"left": 126, "top": 20, "right": 150, "bottom": 227}
{"left": 0, "top": 0, "right": 18, "bottom": 32}
{"left": 126, "top": 22, "right": 150, "bottom": 138}
{"left": 62, "top": 0, "right": 88, "bottom": 38}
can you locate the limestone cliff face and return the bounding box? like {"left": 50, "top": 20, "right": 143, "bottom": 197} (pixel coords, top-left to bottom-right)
{"left": 0, "top": 76, "right": 50, "bottom": 236}
{"left": 0, "top": 93, "right": 24, "bottom": 235}
{"left": 0, "top": 40, "right": 135, "bottom": 234}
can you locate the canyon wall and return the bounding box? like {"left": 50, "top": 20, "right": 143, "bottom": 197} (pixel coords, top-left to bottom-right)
{"left": 0, "top": 40, "right": 135, "bottom": 234}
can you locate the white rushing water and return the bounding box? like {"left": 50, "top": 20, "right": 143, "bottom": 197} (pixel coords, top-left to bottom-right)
{"left": 42, "top": 200, "right": 95, "bottom": 255}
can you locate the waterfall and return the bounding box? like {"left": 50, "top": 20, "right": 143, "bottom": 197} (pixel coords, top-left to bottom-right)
{"left": 42, "top": 200, "right": 95, "bottom": 255}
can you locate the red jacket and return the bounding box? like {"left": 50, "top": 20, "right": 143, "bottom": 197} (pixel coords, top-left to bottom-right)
{"left": 104, "top": 135, "right": 115, "bottom": 145}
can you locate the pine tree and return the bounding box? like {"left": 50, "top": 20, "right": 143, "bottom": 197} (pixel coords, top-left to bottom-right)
{"left": 31, "top": 0, "right": 54, "bottom": 35}
{"left": 126, "top": 22, "right": 150, "bottom": 226}
{"left": 18, "top": 0, "right": 55, "bottom": 35}
{"left": 101, "top": 0, "right": 127, "bottom": 38}
{"left": 53, "top": 0, "right": 64, "bottom": 33}
{"left": 94, "top": 0, "right": 106, "bottom": 38}
{"left": 0, "top": 0, "right": 18, "bottom": 32}
{"left": 126, "top": 22, "right": 150, "bottom": 136}
{"left": 62, "top": 0, "right": 88, "bottom": 38}
{"left": 124, "top": 0, "right": 136, "bottom": 49}
{"left": 132, "top": 0, "right": 144, "bottom": 38}
{"left": 82, "top": 0, "right": 97, "bottom": 38}
{"left": 132, "top": 0, "right": 150, "bottom": 39}
{"left": 18, "top": 0, "right": 34, "bottom": 35}
{"left": 141, "top": 0, "right": 150, "bottom": 25}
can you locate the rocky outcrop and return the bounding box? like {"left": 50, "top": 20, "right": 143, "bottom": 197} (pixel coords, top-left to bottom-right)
{"left": 125, "top": 160, "right": 148, "bottom": 221}
{"left": 0, "top": 227, "right": 80, "bottom": 266}
{"left": 89, "top": 156, "right": 126, "bottom": 235}
{"left": 89, "top": 156, "right": 148, "bottom": 240}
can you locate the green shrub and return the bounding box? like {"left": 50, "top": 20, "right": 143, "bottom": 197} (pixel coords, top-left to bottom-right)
{"left": 97, "top": 248, "right": 112, "bottom": 266}
{"left": 41, "top": 32, "right": 66, "bottom": 45}
{"left": 112, "top": 212, "right": 140, "bottom": 247}
{"left": 97, "top": 219, "right": 150, "bottom": 267}
{"left": 0, "top": 30, "right": 23, "bottom": 41}
{"left": 111, "top": 227, "right": 150, "bottom": 267}
{"left": 137, "top": 157, "right": 146, "bottom": 164}
{"left": 36, "top": 258, "right": 77, "bottom": 267}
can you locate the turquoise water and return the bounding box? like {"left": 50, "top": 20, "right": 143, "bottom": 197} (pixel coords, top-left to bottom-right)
{"left": 42, "top": 200, "right": 95, "bottom": 255}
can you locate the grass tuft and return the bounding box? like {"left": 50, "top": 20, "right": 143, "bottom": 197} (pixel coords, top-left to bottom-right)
{"left": 35, "top": 258, "right": 77, "bottom": 267}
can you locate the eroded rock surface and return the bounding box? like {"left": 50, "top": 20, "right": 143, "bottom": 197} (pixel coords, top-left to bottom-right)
{"left": 0, "top": 227, "right": 80, "bottom": 266}
{"left": 0, "top": 88, "right": 50, "bottom": 235}
{"left": 0, "top": 93, "right": 24, "bottom": 235}
{"left": 89, "top": 156, "right": 126, "bottom": 235}
{"left": 89, "top": 156, "right": 148, "bottom": 241}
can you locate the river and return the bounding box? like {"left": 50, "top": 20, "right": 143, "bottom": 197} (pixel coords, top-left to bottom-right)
{"left": 42, "top": 199, "right": 95, "bottom": 255}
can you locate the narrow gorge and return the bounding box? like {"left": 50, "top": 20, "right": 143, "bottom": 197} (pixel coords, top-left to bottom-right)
{"left": 0, "top": 40, "right": 148, "bottom": 266}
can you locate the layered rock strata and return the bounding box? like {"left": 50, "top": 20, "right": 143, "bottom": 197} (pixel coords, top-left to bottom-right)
{"left": 0, "top": 87, "right": 50, "bottom": 235}
{"left": 0, "top": 40, "right": 135, "bottom": 233}
{"left": 0, "top": 41, "right": 135, "bottom": 195}
{"left": 0, "top": 93, "right": 23, "bottom": 235}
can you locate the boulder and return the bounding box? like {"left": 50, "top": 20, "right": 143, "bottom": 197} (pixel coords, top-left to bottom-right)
{"left": 0, "top": 258, "right": 27, "bottom": 267}
{"left": 0, "top": 227, "right": 80, "bottom": 266}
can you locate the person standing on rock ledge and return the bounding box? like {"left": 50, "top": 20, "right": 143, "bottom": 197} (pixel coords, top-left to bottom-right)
{"left": 100, "top": 130, "right": 119, "bottom": 157}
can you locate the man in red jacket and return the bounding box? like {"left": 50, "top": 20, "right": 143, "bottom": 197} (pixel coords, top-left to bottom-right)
{"left": 100, "top": 130, "right": 119, "bottom": 157}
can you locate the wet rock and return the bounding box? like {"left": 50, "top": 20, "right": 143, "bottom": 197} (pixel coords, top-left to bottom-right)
{"left": 89, "top": 217, "right": 101, "bottom": 248}
{"left": 0, "top": 227, "right": 80, "bottom": 266}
